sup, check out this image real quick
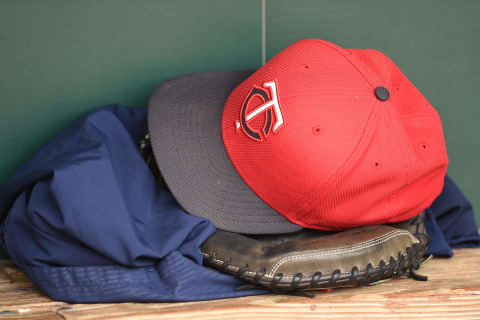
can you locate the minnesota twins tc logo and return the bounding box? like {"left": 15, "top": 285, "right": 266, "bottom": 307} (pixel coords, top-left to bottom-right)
{"left": 235, "top": 80, "right": 285, "bottom": 141}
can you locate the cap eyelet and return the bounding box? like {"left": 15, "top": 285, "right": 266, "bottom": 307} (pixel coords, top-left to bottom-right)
{"left": 421, "top": 144, "right": 427, "bottom": 149}
{"left": 302, "top": 64, "right": 310, "bottom": 70}
{"left": 312, "top": 126, "right": 323, "bottom": 135}
{"left": 372, "top": 161, "right": 381, "bottom": 169}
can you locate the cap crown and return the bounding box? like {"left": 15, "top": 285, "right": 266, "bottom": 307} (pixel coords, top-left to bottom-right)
{"left": 222, "top": 39, "right": 448, "bottom": 230}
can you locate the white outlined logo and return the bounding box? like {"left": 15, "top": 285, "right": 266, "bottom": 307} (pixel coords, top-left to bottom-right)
{"left": 235, "top": 81, "right": 284, "bottom": 141}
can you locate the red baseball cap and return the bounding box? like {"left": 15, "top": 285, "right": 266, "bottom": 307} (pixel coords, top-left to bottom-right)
{"left": 148, "top": 39, "right": 448, "bottom": 233}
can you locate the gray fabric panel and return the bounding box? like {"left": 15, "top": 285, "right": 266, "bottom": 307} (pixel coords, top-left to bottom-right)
{"left": 148, "top": 70, "right": 302, "bottom": 234}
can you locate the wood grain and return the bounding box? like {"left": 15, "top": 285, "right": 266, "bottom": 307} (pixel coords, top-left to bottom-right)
{"left": 1, "top": 248, "right": 479, "bottom": 319}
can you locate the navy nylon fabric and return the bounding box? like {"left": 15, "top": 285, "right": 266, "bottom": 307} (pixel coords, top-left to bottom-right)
{"left": 424, "top": 175, "right": 480, "bottom": 257}
{"left": 0, "top": 105, "right": 266, "bottom": 302}
{"left": 0, "top": 104, "right": 478, "bottom": 303}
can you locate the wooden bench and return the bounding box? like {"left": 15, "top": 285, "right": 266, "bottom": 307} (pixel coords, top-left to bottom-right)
{"left": 1, "top": 248, "right": 479, "bottom": 319}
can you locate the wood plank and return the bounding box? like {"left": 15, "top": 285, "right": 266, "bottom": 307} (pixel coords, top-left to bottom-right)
{"left": 1, "top": 248, "right": 479, "bottom": 319}
{"left": 0, "top": 260, "right": 30, "bottom": 283}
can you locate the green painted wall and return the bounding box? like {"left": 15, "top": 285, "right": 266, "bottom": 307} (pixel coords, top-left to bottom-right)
{"left": 0, "top": 1, "right": 478, "bottom": 257}
{"left": 0, "top": 0, "right": 261, "bottom": 184}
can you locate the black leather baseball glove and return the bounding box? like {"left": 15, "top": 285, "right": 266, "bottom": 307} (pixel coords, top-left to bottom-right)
{"left": 201, "top": 213, "right": 429, "bottom": 291}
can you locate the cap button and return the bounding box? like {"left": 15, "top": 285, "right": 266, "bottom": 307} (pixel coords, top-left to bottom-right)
{"left": 374, "top": 86, "right": 390, "bottom": 101}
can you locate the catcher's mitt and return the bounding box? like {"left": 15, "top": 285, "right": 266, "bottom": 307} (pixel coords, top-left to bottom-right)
{"left": 201, "top": 214, "right": 429, "bottom": 291}
{"left": 138, "top": 133, "right": 430, "bottom": 292}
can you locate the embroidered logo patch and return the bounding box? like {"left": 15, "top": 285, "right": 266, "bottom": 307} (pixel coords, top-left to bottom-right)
{"left": 235, "top": 81, "right": 284, "bottom": 141}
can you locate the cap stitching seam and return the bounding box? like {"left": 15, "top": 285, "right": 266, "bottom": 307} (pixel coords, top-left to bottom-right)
{"left": 308, "top": 39, "right": 378, "bottom": 88}
{"left": 294, "top": 98, "right": 382, "bottom": 217}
